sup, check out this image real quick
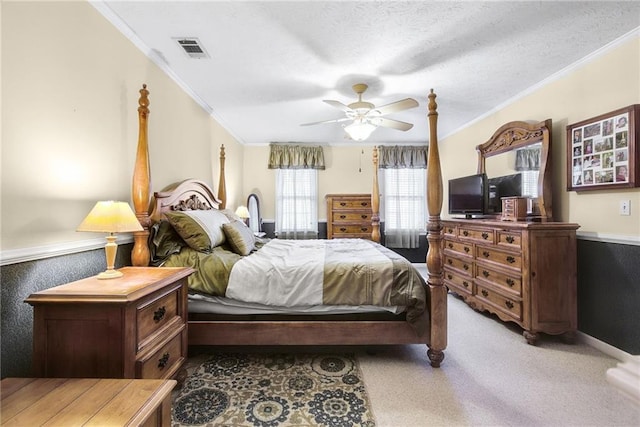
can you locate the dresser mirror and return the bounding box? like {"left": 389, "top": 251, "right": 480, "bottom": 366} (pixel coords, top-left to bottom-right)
{"left": 476, "top": 120, "right": 553, "bottom": 220}
{"left": 247, "top": 193, "right": 262, "bottom": 233}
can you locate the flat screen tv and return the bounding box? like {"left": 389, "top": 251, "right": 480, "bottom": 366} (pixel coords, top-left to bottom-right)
{"left": 448, "top": 173, "right": 487, "bottom": 218}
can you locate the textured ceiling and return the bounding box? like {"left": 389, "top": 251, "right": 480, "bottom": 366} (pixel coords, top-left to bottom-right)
{"left": 96, "top": 1, "right": 640, "bottom": 145}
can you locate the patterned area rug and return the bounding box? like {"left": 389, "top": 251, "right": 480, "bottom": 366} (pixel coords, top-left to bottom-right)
{"left": 172, "top": 352, "right": 376, "bottom": 427}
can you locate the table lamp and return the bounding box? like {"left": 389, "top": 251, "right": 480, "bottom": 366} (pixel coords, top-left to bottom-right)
{"left": 235, "top": 205, "right": 250, "bottom": 225}
{"left": 77, "top": 201, "right": 143, "bottom": 279}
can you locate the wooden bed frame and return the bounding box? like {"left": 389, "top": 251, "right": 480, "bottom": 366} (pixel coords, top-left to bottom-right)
{"left": 130, "top": 85, "right": 447, "bottom": 367}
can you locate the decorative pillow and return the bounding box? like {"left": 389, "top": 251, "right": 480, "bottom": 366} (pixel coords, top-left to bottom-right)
{"left": 220, "top": 208, "right": 243, "bottom": 223}
{"left": 149, "top": 220, "right": 185, "bottom": 265}
{"left": 165, "top": 209, "right": 229, "bottom": 252}
{"left": 222, "top": 220, "right": 256, "bottom": 256}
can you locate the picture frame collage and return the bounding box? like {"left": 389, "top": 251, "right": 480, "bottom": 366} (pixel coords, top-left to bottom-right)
{"left": 567, "top": 105, "right": 638, "bottom": 191}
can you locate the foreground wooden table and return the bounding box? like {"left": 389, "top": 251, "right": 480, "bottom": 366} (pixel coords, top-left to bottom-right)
{"left": 1, "top": 377, "right": 176, "bottom": 426}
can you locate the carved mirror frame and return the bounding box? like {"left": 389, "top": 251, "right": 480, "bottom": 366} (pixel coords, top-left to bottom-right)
{"left": 247, "top": 193, "right": 262, "bottom": 233}
{"left": 476, "top": 119, "right": 553, "bottom": 221}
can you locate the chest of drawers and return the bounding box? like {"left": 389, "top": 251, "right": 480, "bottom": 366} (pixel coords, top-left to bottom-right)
{"left": 326, "top": 194, "right": 373, "bottom": 239}
{"left": 25, "top": 267, "right": 193, "bottom": 379}
{"left": 442, "top": 219, "right": 579, "bottom": 344}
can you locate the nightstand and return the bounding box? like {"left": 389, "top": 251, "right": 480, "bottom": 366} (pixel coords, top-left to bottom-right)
{"left": 25, "top": 267, "right": 193, "bottom": 380}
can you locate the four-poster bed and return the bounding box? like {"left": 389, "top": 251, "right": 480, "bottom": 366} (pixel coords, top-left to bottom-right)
{"left": 130, "top": 85, "right": 447, "bottom": 367}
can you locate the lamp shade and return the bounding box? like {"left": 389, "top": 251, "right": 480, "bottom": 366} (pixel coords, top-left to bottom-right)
{"left": 77, "top": 201, "right": 143, "bottom": 233}
{"left": 235, "top": 205, "right": 250, "bottom": 219}
{"left": 344, "top": 119, "right": 377, "bottom": 141}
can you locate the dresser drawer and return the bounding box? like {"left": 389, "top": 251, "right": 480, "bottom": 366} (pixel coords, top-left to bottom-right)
{"left": 332, "top": 199, "right": 371, "bottom": 210}
{"left": 497, "top": 230, "right": 522, "bottom": 249}
{"left": 475, "top": 265, "right": 522, "bottom": 296}
{"left": 475, "top": 246, "right": 522, "bottom": 270}
{"left": 458, "top": 227, "right": 494, "bottom": 244}
{"left": 332, "top": 212, "right": 372, "bottom": 223}
{"left": 444, "top": 254, "right": 472, "bottom": 275}
{"left": 332, "top": 224, "right": 372, "bottom": 235}
{"left": 444, "top": 269, "right": 473, "bottom": 296}
{"left": 137, "top": 327, "right": 185, "bottom": 379}
{"left": 476, "top": 284, "right": 522, "bottom": 321}
{"left": 137, "top": 287, "right": 180, "bottom": 351}
{"left": 444, "top": 239, "right": 473, "bottom": 257}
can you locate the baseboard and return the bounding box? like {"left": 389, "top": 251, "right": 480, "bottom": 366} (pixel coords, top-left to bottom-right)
{"left": 577, "top": 331, "right": 640, "bottom": 405}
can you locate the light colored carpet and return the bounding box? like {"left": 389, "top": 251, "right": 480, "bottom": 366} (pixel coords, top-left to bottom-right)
{"left": 356, "top": 265, "right": 639, "bottom": 426}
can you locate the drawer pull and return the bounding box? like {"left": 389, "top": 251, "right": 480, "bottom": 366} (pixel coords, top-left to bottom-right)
{"left": 447, "top": 259, "right": 453, "bottom": 265}
{"left": 505, "top": 300, "right": 514, "bottom": 309}
{"left": 448, "top": 243, "right": 453, "bottom": 249}
{"left": 463, "top": 230, "right": 469, "bottom": 237}
{"left": 463, "top": 281, "right": 469, "bottom": 288}
{"left": 482, "top": 251, "right": 490, "bottom": 258}
{"left": 361, "top": 215, "right": 368, "bottom": 219}
{"left": 482, "top": 232, "right": 489, "bottom": 240}
{"left": 340, "top": 202, "right": 347, "bottom": 206}
{"left": 481, "top": 289, "right": 489, "bottom": 297}
{"left": 361, "top": 227, "right": 368, "bottom": 232}
{"left": 506, "top": 278, "right": 515, "bottom": 287}
{"left": 361, "top": 202, "right": 368, "bottom": 207}
{"left": 339, "top": 215, "right": 346, "bottom": 219}
{"left": 447, "top": 274, "right": 453, "bottom": 280}
{"left": 447, "top": 228, "right": 453, "bottom": 234}
{"left": 153, "top": 306, "right": 166, "bottom": 322}
{"left": 340, "top": 227, "right": 347, "bottom": 232}
{"left": 506, "top": 256, "right": 516, "bottom": 264}
{"left": 506, "top": 236, "right": 515, "bottom": 244}
{"left": 464, "top": 246, "right": 470, "bottom": 253}
{"left": 158, "top": 352, "right": 170, "bottom": 369}
{"left": 463, "top": 264, "right": 469, "bottom": 271}
{"left": 482, "top": 270, "right": 490, "bottom": 278}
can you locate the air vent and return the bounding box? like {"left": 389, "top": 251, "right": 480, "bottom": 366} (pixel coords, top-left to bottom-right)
{"left": 174, "top": 38, "right": 209, "bottom": 59}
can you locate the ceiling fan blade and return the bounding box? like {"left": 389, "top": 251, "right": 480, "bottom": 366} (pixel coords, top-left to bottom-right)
{"left": 301, "top": 117, "right": 352, "bottom": 126}
{"left": 371, "top": 98, "right": 419, "bottom": 116}
{"left": 372, "top": 117, "right": 414, "bottom": 131}
{"left": 323, "top": 100, "right": 354, "bottom": 113}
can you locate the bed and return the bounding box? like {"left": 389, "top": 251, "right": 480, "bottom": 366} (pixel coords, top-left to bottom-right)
{"left": 130, "top": 85, "right": 447, "bottom": 367}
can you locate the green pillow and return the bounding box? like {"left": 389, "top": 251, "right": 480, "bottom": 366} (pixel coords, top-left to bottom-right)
{"left": 222, "top": 220, "right": 256, "bottom": 256}
{"left": 165, "top": 209, "right": 229, "bottom": 252}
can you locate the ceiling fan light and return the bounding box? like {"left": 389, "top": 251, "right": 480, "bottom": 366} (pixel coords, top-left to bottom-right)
{"left": 344, "top": 120, "right": 377, "bottom": 141}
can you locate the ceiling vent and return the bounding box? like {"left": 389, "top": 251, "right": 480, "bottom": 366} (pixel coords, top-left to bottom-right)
{"left": 174, "top": 38, "right": 209, "bottom": 59}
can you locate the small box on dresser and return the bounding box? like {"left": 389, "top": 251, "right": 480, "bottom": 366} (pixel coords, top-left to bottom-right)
{"left": 326, "top": 194, "right": 373, "bottom": 239}
{"left": 442, "top": 219, "right": 579, "bottom": 344}
{"left": 25, "top": 267, "right": 193, "bottom": 379}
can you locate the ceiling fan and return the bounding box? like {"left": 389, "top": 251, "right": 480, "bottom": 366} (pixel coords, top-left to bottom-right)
{"left": 301, "top": 83, "right": 419, "bottom": 141}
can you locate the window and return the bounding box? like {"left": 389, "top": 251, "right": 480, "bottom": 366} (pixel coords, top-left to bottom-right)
{"left": 275, "top": 169, "right": 318, "bottom": 239}
{"left": 383, "top": 168, "right": 427, "bottom": 248}
{"left": 521, "top": 170, "right": 538, "bottom": 197}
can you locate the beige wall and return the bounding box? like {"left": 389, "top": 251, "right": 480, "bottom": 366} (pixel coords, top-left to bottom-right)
{"left": 439, "top": 35, "right": 640, "bottom": 236}
{"left": 1, "top": 1, "right": 242, "bottom": 251}
{"left": 242, "top": 144, "right": 383, "bottom": 221}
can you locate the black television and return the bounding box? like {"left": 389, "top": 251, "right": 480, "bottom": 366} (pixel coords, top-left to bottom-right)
{"left": 448, "top": 173, "right": 488, "bottom": 218}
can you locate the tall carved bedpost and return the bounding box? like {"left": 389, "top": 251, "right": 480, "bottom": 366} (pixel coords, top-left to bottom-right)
{"left": 426, "top": 89, "right": 447, "bottom": 367}
{"left": 132, "top": 84, "right": 151, "bottom": 267}
{"left": 371, "top": 146, "right": 381, "bottom": 243}
{"left": 218, "top": 144, "right": 227, "bottom": 209}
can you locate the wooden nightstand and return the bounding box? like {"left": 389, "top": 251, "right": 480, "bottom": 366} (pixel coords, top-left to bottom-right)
{"left": 25, "top": 267, "right": 193, "bottom": 380}
{"left": 1, "top": 377, "right": 175, "bottom": 426}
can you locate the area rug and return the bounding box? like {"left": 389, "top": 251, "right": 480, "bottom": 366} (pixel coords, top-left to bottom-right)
{"left": 171, "top": 352, "right": 376, "bottom": 427}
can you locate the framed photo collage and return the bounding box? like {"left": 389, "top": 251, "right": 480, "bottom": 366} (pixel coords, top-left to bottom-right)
{"left": 567, "top": 105, "right": 639, "bottom": 191}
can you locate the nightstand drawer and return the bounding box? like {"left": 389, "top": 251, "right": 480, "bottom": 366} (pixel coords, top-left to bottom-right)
{"left": 137, "top": 327, "right": 186, "bottom": 380}
{"left": 137, "top": 287, "right": 180, "bottom": 349}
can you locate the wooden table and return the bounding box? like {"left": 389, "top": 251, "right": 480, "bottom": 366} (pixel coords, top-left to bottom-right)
{"left": 1, "top": 377, "right": 176, "bottom": 426}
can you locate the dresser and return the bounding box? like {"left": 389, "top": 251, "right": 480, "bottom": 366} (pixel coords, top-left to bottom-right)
{"left": 326, "top": 194, "right": 372, "bottom": 239}
{"left": 25, "top": 267, "right": 193, "bottom": 379}
{"left": 442, "top": 219, "right": 579, "bottom": 344}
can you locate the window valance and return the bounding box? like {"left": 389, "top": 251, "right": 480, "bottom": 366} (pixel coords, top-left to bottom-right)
{"left": 378, "top": 145, "right": 428, "bottom": 169}
{"left": 268, "top": 144, "right": 325, "bottom": 170}
{"left": 515, "top": 147, "right": 541, "bottom": 171}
